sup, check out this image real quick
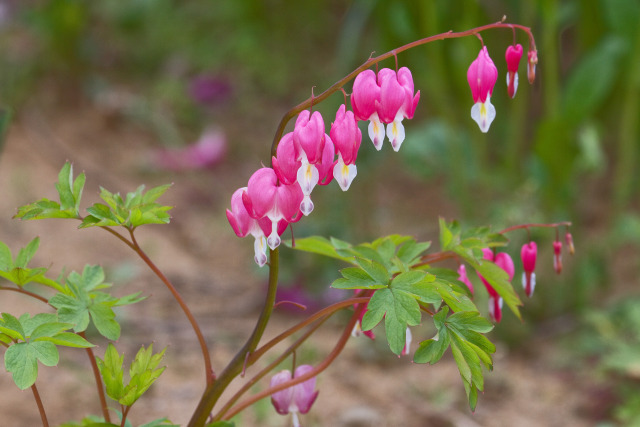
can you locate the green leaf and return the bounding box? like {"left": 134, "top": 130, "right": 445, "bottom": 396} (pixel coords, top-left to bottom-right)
{"left": 41, "top": 332, "right": 94, "bottom": 348}
{"left": 353, "top": 258, "right": 390, "bottom": 286}
{"left": 89, "top": 303, "right": 120, "bottom": 341}
{"left": 362, "top": 287, "right": 421, "bottom": 355}
{"left": 4, "top": 341, "right": 59, "bottom": 389}
{"left": 139, "top": 418, "right": 179, "bottom": 427}
{"left": 332, "top": 267, "right": 386, "bottom": 290}
{"left": 0, "top": 241, "right": 12, "bottom": 270}
{"left": 284, "top": 236, "right": 353, "bottom": 263}
{"left": 414, "top": 307, "right": 495, "bottom": 411}
{"left": 396, "top": 239, "right": 432, "bottom": 265}
{"left": 96, "top": 343, "right": 125, "bottom": 401}
{"left": 0, "top": 313, "right": 25, "bottom": 341}
{"left": 205, "top": 422, "right": 235, "bottom": 427}
{"left": 5, "top": 342, "right": 38, "bottom": 389}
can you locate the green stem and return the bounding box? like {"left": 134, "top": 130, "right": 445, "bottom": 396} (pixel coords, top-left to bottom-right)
{"left": 270, "top": 21, "right": 537, "bottom": 154}
{"left": 31, "top": 383, "right": 49, "bottom": 427}
{"left": 188, "top": 248, "right": 280, "bottom": 426}
{"left": 126, "top": 229, "right": 214, "bottom": 385}
{"left": 613, "top": 26, "right": 640, "bottom": 208}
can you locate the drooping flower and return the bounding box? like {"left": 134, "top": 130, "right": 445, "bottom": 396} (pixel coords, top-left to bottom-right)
{"left": 270, "top": 365, "right": 319, "bottom": 427}
{"left": 242, "top": 168, "right": 303, "bottom": 250}
{"left": 383, "top": 67, "right": 420, "bottom": 152}
{"left": 272, "top": 132, "right": 301, "bottom": 186}
{"left": 553, "top": 240, "right": 562, "bottom": 274}
{"left": 521, "top": 241, "right": 537, "bottom": 297}
{"left": 467, "top": 46, "right": 498, "bottom": 133}
{"left": 330, "top": 104, "right": 361, "bottom": 191}
{"left": 351, "top": 69, "right": 384, "bottom": 149}
{"left": 293, "top": 111, "right": 328, "bottom": 216}
{"left": 457, "top": 264, "right": 474, "bottom": 294}
{"left": 505, "top": 44, "right": 523, "bottom": 98}
{"left": 226, "top": 187, "right": 272, "bottom": 267}
{"left": 478, "top": 248, "right": 514, "bottom": 323}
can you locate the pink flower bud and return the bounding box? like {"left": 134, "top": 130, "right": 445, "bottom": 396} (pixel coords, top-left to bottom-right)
{"left": 565, "top": 232, "right": 575, "bottom": 255}
{"left": 527, "top": 49, "right": 538, "bottom": 84}
{"left": 553, "top": 240, "right": 562, "bottom": 274}
{"left": 505, "top": 44, "right": 523, "bottom": 98}
{"left": 520, "top": 241, "right": 537, "bottom": 297}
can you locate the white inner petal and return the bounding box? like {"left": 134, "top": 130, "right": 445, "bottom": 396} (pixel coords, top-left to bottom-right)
{"left": 367, "top": 113, "right": 384, "bottom": 151}
{"left": 386, "top": 119, "right": 406, "bottom": 152}
{"left": 333, "top": 155, "right": 357, "bottom": 191}
{"left": 253, "top": 235, "right": 268, "bottom": 267}
{"left": 470, "top": 96, "right": 496, "bottom": 133}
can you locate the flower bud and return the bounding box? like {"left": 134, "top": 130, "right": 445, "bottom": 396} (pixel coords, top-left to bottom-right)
{"left": 553, "top": 240, "right": 562, "bottom": 274}
{"left": 527, "top": 49, "right": 538, "bottom": 84}
{"left": 565, "top": 232, "right": 575, "bottom": 255}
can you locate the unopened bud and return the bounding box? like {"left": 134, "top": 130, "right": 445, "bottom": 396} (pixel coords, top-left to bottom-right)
{"left": 553, "top": 240, "right": 562, "bottom": 274}
{"left": 527, "top": 49, "right": 538, "bottom": 84}
{"left": 565, "top": 232, "right": 575, "bottom": 255}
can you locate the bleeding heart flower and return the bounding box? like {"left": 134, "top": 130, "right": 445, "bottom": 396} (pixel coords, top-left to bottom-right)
{"left": 505, "top": 44, "right": 523, "bottom": 98}
{"left": 270, "top": 365, "right": 319, "bottom": 427}
{"left": 467, "top": 46, "right": 498, "bottom": 133}
{"left": 330, "top": 104, "right": 361, "bottom": 191}
{"left": 521, "top": 241, "right": 537, "bottom": 297}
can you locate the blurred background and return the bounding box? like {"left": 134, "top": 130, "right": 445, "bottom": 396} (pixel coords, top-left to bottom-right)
{"left": 0, "top": 0, "right": 639, "bottom": 425}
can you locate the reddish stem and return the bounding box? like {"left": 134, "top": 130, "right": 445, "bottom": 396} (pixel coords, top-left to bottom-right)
{"left": 126, "top": 228, "right": 214, "bottom": 385}
{"left": 213, "top": 315, "right": 329, "bottom": 420}
{"left": 222, "top": 303, "right": 365, "bottom": 420}
{"left": 31, "top": 383, "right": 49, "bottom": 427}
{"left": 270, "top": 21, "right": 536, "bottom": 154}
{"left": 81, "top": 331, "right": 111, "bottom": 423}
{"left": 0, "top": 286, "right": 49, "bottom": 303}
{"left": 499, "top": 221, "right": 572, "bottom": 234}
{"left": 249, "top": 296, "right": 370, "bottom": 364}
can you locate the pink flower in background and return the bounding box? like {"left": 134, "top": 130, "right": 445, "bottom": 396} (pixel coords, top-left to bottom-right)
{"left": 457, "top": 264, "right": 474, "bottom": 294}
{"left": 189, "top": 75, "right": 232, "bottom": 107}
{"left": 154, "top": 129, "right": 226, "bottom": 171}
{"left": 242, "top": 168, "right": 303, "bottom": 250}
{"left": 553, "top": 240, "right": 563, "bottom": 274}
{"left": 270, "top": 365, "right": 319, "bottom": 427}
{"left": 521, "top": 241, "right": 537, "bottom": 297}
{"left": 330, "top": 104, "right": 361, "bottom": 191}
{"left": 467, "top": 47, "right": 498, "bottom": 132}
{"left": 478, "top": 248, "right": 514, "bottom": 323}
{"left": 505, "top": 44, "right": 523, "bottom": 98}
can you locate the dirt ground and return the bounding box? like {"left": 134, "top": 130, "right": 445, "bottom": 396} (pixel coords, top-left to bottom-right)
{"left": 0, "top": 104, "right": 609, "bottom": 426}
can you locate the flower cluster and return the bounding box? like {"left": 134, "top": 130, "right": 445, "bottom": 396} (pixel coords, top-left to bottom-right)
{"left": 227, "top": 67, "right": 420, "bottom": 266}
{"left": 459, "top": 231, "right": 573, "bottom": 323}
{"left": 466, "top": 42, "right": 536, "bottom": 132}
